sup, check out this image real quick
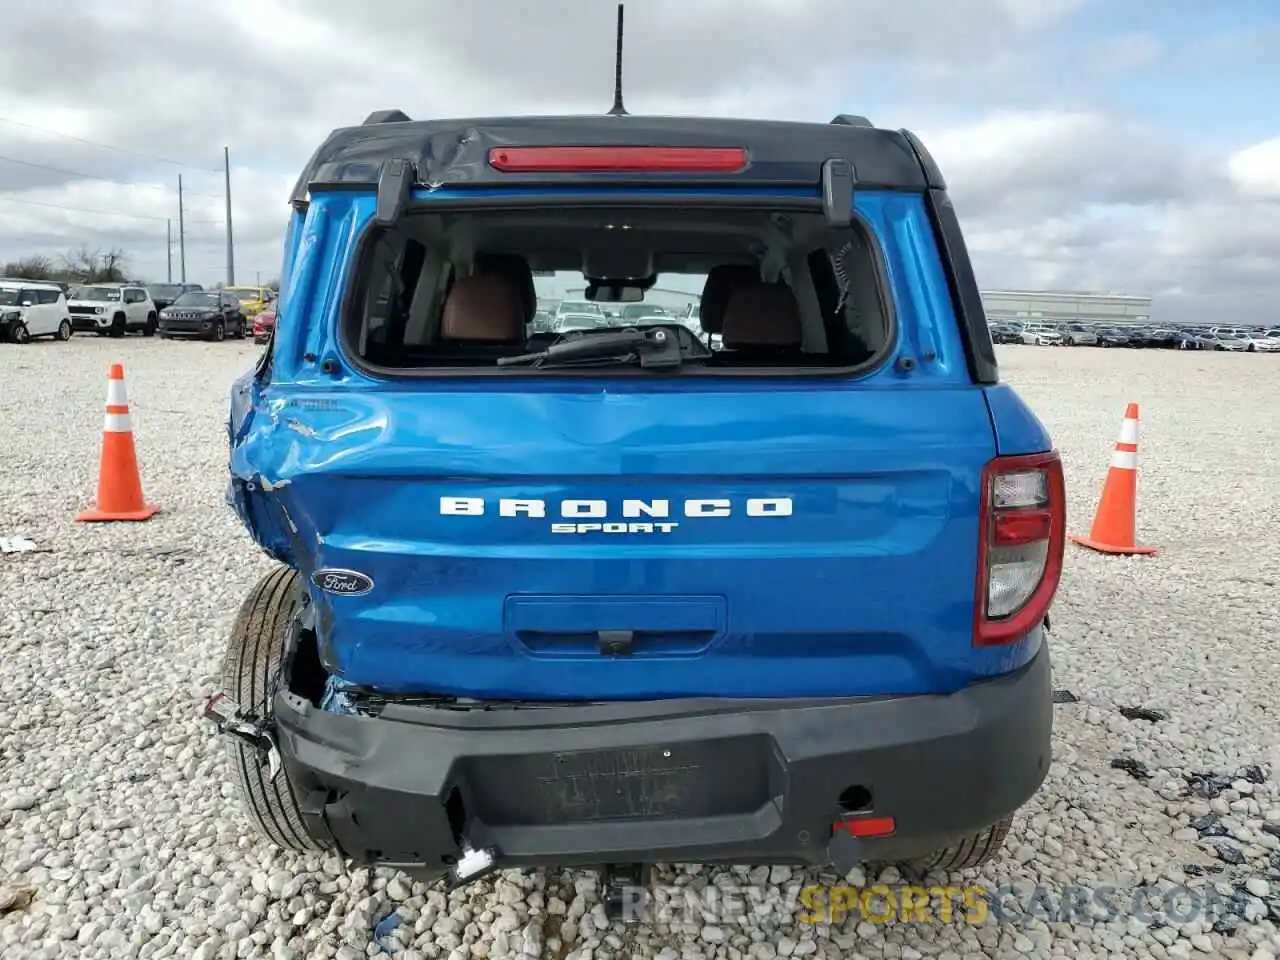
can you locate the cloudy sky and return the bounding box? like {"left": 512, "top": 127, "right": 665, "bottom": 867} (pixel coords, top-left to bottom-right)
{"left": 1, "top": 0, "right": 1276, "bottom": 322}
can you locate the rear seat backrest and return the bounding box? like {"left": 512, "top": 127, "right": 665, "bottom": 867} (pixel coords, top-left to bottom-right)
{"left": 472, "top": 252, "right": 536, "bottom": 323}
{"left": 719, "top": 280, "right": 802, "bottom": 347}
{"left": 698, "top": 264, "right": 758, "bottom": 334}
{"left": 440, "top": 274, "right": 525, "bottom": 342}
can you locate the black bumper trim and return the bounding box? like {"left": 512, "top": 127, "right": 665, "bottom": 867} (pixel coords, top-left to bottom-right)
{"left": 273, "top": 640, "right": 1052, "bottom": 876}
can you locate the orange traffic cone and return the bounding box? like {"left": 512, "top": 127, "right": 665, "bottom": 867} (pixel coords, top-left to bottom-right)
{"left": 1069, "top": 402, "right": 1154, "bottom": 556}
{"left": 76, "top": 363, "right": 161, "bottom": 523}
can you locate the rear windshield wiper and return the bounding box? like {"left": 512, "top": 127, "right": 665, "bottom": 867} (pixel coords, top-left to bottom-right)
{"left": 497, "top": 328, "right": 682, "bottom": 370}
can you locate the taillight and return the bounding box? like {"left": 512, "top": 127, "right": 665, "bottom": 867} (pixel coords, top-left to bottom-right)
{"left": 974, "top": 451, "right": 1065, "bottom": 646}
{"left": 487, "top": 146, "right": 749, "bottom": 174}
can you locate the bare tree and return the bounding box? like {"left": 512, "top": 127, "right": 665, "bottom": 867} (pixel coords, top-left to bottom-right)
{"left": 3, "top": 254, "right": 57, "bottom": 280}
{"left": 58, "top": 246, "right": 131, "bottom": 284}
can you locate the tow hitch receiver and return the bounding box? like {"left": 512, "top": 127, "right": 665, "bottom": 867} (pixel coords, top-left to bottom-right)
{"left": 201, "top": 692, "right": 282, "bottom": 781}
{"left": 601, "top": 863, "right": 651, "bottom": 923}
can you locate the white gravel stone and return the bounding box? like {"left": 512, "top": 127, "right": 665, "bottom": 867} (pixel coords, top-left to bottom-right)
{"left": 4, "top": 337, "right": 1280, "bottom": 960}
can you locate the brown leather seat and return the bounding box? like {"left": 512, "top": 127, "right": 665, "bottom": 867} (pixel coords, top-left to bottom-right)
{"left": 440, "top": 273, "right": 525, "bottom": 343}
{"left": 720, "top": 279, "right": 802, "bottom": 348}
{"left": 473, "top": 252, "right": 536, "bottom": 324}
{"left": 698, "top": 264, "right": 758, "bottom": 335}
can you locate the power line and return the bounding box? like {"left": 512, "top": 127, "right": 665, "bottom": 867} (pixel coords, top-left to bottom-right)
{"left": 0, "top": 115, "right": 222, "bottom": 172}
{"left": 0, "top": 154, "right": 223, "bottom": 198}
{"left": 0, "top": 194, "right": 167, "bottom": 222}
{"left": 0, "top": 194, "right": 225, "bottom": 229}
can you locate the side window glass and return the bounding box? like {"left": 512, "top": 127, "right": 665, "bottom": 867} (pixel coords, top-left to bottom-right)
{"left": 20, "top": 289, "right": 37, "bottom": 305}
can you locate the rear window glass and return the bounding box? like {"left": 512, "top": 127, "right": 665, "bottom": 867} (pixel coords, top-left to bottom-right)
{"left": 343, "top": 205, "right": 894, "bottom": 374}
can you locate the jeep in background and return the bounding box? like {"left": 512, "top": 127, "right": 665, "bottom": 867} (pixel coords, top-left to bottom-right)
{"left": 147, "top": 282, "right": 205, "bottom": 312}
{"left": 215, "top": 108, "right": 1062, "bottom": 911}
{"left": 67, "top": 283, "right": 158, "bottom": 337}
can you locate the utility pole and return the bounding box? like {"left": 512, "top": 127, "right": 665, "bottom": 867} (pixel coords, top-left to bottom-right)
{"left": 177, "top": 175, "right": 187, "bottom": 284}
{"left": 224, "top": 146, "right": 235, "bottom": 286}
{"left": 166, "top": 219, "right": 173, "bottom": 282}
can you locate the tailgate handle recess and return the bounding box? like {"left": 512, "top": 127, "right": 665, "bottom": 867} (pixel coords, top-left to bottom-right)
{"left": 597, "top": 629, "right": 635, "bottom": 656}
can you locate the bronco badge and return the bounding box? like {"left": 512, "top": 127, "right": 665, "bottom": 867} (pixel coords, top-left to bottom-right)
{"left": 311, "top": 568, "right": 374, "bottom": 596}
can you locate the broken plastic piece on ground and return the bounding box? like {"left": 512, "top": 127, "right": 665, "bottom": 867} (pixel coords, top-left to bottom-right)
{"left": 372, "top": 912, "right": 403, "bottom": 950}
{"left": 443, "top": 843, "right": 500, "bottom": 892}
{"left": 1240, "top": 763, "right": 1270, "bottom": 784}
{"left": 1206, "top": 839, "right": 1246, "bottom": 865}
{"left": 1184, "top": 772, "right": 1234, "bottom": 799}
{"left": 1190, "top": 813, "right": 1228, "bottom": 837}
{"left": 1119, "top": 705, "right": 1168, "bottom": 722}
{"left": 1052, "top": 688, "right": 1079, "bottom": 704}
{"left": 0, "top": 536, "right": 38, "bottom": 554}
{"left": 1110, "top": 757, "right": 1152, "bottom": 780}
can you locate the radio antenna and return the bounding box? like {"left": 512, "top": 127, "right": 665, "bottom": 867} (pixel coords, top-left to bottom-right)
{"left": 607, "top": 3, "right": 628, "bottom": 116}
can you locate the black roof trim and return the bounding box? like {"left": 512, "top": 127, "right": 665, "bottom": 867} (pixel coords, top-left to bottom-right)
{"left": 288, "top": 115, "right": 933, "bottom": 204}
{"left": 899, "top": 129, "right": 946, "bottom": 190}
{"left": 363, "top": 109, "right": 413, "bottom": 125}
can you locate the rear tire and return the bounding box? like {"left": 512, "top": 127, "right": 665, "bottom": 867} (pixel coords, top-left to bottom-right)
{"left": 219, "top": 566, "right": 330, "bottom": 854}
{"left": 903, "top": 817, "right": 1013, "bottom": 872}
{"left": 57, "top": 319, "right": 72, "bottom": 341}
{"left": 144, "top": 313, "right": 157, "bottom": 337}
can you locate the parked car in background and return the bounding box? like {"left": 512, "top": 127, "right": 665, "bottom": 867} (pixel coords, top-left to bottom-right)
{"left": 1246, "top": 334, "right": 1280, "bottom": 353}
{"left": 252, "top": 304, "right": 276, "bottom": 344}
{"left": 222, "top": 286, "right": 275, "bottom": 318}
{"left": 553, "top": 299, "right": 604, "bottom": 324}
{"left": 1094, "top": 327, "right": 1132, "bottom": 348}
{"left": 147, "top": 282, "right": 204, "bottom": 312}
{"left": 1018, "top": 323, "right": 1064, "bottom": 346}
{"left": 988, "top": 321, "right": 1023, "bottom": 344}
{"left": 0, "top": 279, "right": 73, "bottom": 343}
{"left": 554, "top": 311, "right": 608, "bottom": 332}
{"left": 67, "top": 283, "right": 158, "bottom": 337}
{"left": 528, "top": 310, "right": 555, "bottom": 334}
{"left": 158, "top": 290, "right": 247, "bottom": 341}
{"left": 1059, "top": 322, "right": 1098, "bottom": 346}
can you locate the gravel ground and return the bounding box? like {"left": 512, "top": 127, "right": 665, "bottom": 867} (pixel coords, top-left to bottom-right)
{"left": 1, "top": 336, "right": 1278, "bottom": 960}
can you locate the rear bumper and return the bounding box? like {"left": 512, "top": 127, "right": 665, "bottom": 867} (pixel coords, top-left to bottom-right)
{"left": 274, "top": 638, "right": 1052, "bottom": 878}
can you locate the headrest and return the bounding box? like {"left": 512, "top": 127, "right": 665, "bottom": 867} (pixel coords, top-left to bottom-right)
{"left": 472, "top": 252, "right": 535, "bottom": 322}
{"left": 441, "top": 274, "right": 525, "bottom": 342}
{"left": 720, "top": 280, "right": 802, "bottom": 347}
{"left": 698, "top": 264, "right": 758, "bottom": 334}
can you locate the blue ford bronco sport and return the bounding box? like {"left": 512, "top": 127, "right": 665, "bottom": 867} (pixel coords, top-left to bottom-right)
{"left": 213, "top": 104, "right": 1064, "bottom": 912}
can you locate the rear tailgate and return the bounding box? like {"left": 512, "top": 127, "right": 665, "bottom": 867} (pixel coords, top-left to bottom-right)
{"left": 238, "top": 382, "right": 1000, "bottom": 700}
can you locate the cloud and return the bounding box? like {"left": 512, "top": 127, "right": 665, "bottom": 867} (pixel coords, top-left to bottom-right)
{"left": 0, "top": 0, "right": 1273, "bottom": 323}
{"left": 924, "top": 109, "right": 1280, "bottom": 319}
{"left": 1227, "top": 137, "right": 1280, "bottom": 200}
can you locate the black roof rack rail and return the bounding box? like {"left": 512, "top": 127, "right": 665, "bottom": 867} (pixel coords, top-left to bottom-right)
{"left": 830, "top": 114, "right": 873, "bottom": 128}
{"left": 363, "top": 110, "right": 413, "bottom": 125}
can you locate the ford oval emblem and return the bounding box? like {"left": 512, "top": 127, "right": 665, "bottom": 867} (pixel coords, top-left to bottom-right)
{"left": 311, "top": 568, "right": 374, "bottom": 596}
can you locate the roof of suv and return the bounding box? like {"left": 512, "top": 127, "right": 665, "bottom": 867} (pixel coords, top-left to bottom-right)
{"left": 0, "top": 279, "right": 63, "bottom": 289}
{"left": 290, "top": 112, "right": 943, "bottom": 204}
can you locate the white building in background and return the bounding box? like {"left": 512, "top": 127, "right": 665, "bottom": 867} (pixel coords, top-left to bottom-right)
{"left": 980, "top": 289, "right": 1153, "bottom": 324}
